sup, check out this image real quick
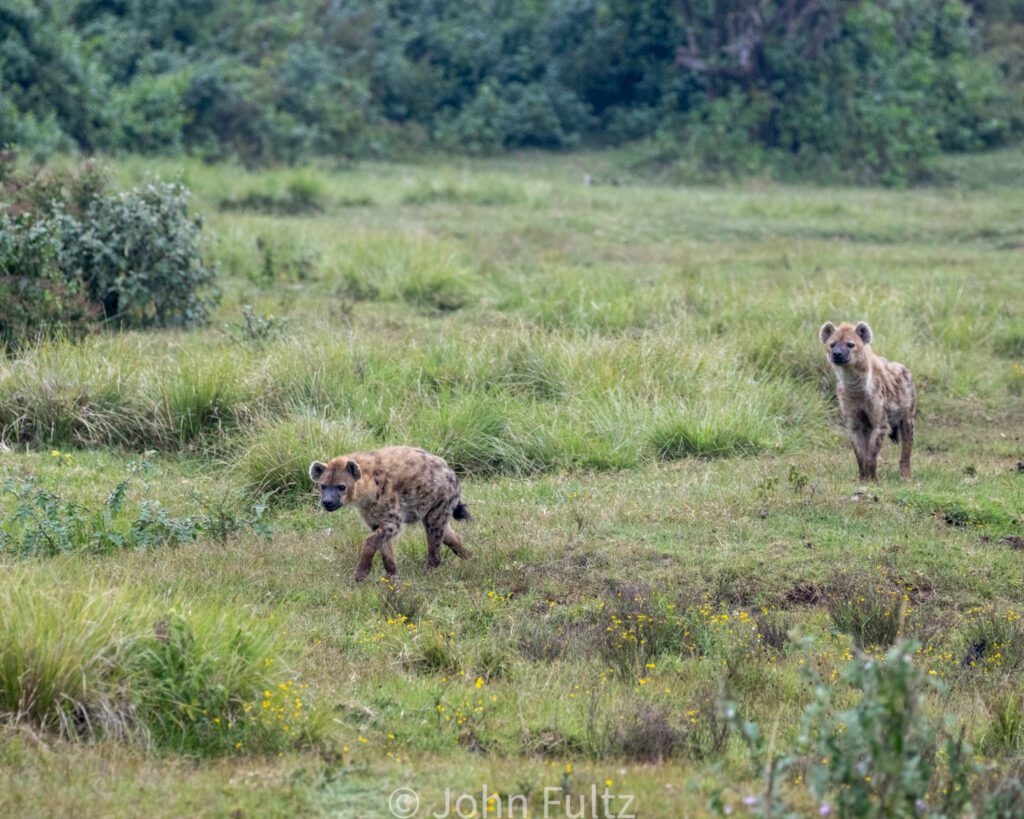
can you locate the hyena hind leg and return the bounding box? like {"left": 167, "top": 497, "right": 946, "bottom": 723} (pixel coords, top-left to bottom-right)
{"left": 423, "top": 505, "right": 449, "bottom": 569}
{"left": 899, "top": 417, "right": 914, "bottom": 479}
{"left": 443, "top": 525, "right": 472, "bottom": 559}
{"left": 379, "top": 541, "right": 398, "bottom": 576}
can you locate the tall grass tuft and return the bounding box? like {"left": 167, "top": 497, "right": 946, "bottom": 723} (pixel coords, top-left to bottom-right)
{"left": 0, "top": 576, "right": 141, "bottom": 738}
{"left": 130, "top": 609, "right": 316, "bottom": 755}
{"left": 330, "top": 231, "right": 474, "bottom": 312}
{"left": 396, "top": 389, "right": 545, "bottom": 476}
{"left": 235, "top": 413, "right": 374, "bottom": 500}
{"left": 2, "top": 322, "right": 823, "bottom": 476}
{"left": 0, "top": 336, "right": 150, "bottom": 448}
{"left": 825, "top": 570, "right": 904, "bottom": 649}
{"left": 148, "top": 352, "right": 252, "bottom": 449}
{"left": 0, "top": 569, "right": 321, "bottom": 755}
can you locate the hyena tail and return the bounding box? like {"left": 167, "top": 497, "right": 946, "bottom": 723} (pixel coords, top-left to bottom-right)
{"left": 453, "top": 501, "right": 472, "bottom": 521}
{"left": 889, "top": 425, "right": 900, "bottom": 443}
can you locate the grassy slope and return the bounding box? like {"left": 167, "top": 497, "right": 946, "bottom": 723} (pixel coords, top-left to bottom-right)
{"left": 2, "top": 148, "right": 1023, "bottom": 817}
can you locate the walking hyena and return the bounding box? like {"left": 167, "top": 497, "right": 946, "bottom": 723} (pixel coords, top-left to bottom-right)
{"left": 819, "top": 321, "right": 916, "bottom": 480}
{"left": 309, "top": 446, "right": 472, "bottom": 581}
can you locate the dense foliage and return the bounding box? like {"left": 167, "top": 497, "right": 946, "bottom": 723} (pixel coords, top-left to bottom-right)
{"left": 0, "top": 1, "right": 1019, "bottom": 181}
{"left": 0, "top": 156, "right": 216, "bottom": 347}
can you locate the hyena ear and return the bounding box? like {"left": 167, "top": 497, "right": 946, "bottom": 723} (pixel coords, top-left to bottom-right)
{"left": 345, "top": 459, "right": 361, "bottom": 480}
{"left": 309, "top": 461, "right": 326, "bottom": 482}
{"left": 819, "top": 322, "right": 836, "bottom": 343}
{"left": 855, "top": 321, "right": 872, "bottom": 345}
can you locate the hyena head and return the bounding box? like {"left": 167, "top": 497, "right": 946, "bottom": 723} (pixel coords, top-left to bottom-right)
{"left": 308, "top": 457, "right": 362, "bottom": 512}
{"left": 819, "top": 321, "right": 872, "bottom": 368}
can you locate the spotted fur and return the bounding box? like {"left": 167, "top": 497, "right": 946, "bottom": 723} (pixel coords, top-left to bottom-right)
{"left": 309, "top": 446, "right": 472, "bottom": 581}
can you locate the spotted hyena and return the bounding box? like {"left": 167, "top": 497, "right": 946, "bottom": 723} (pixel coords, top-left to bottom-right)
{"left": 309, "top": 446, "right": 472, "bottom": 581}
{"left": 820, "top": 321, "right": 916, "bottom": 480}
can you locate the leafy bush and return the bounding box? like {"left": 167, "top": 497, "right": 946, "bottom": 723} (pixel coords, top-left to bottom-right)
{"left": 63, "top": 182, "right": 216, "bottom": 328}
{"left": 0, "top": 211, "right": 97, "bottom": 346}
{"left": 801, "top": 641, "right": 975, "bottom": 818}
{"left": 0, "top": 157, "right": 216, "bottom": 346}
{"left": 719, "top": 640, "right": 978, "bottom": 817}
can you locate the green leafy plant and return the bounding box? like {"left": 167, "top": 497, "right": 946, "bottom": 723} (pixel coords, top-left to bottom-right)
{"left": 63, "top": 181, "right": 216, "bottom": 328}
{"left": 801, "top": 640, "right": 975, "bottom": 818}
{"left": 0, "top": 157, "right": 216, "bottom": 346}
{"left": 715, "top": 639, "right": 978, "bottom": 817}
{"left": 0, "top": 463, "right": 268, "bottom": 557}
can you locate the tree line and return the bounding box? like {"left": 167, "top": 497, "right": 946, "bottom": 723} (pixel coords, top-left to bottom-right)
{"left": 1, "top": 0, "right": 1021, "bottom": 181}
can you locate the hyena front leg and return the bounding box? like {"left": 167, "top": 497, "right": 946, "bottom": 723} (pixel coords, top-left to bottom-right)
{"left": 849, "top": 431, "right": 869, "bottom": 480}
{"left": 355, "top": 513, "right": 401, "bottom": 582}
{"left": 864, "top": 427, "right": 886, "bottom": 481}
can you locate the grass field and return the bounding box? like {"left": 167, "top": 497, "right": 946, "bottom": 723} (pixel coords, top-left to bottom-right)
{"left": 2, "top": 149, "right": 1023, "bottom": 818}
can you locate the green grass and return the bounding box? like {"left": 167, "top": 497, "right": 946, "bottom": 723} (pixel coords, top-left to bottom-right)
{"left": 0, "top": 567, "right": 321, "bottom": 756}
{"left": 2, "top": 149, "right": 1023, "bottom": 816}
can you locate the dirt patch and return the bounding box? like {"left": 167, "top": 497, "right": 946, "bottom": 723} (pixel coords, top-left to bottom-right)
{"left": 784, "top": 581, "right": 823, "bottom": 606}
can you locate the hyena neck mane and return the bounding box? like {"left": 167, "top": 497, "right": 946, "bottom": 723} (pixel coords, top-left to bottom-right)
{"left": 835, "top": 357, "right": 875, "bottom": 397}
{"left": 347, "top": 454, "right": 376, "bottom": 504}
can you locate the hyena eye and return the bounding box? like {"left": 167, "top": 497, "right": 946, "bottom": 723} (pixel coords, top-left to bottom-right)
{"left": 337, "top": 485, "right": 347, "bottom": 492}
{"left": 846, "top": 342, "right": 855, "bottom": 348}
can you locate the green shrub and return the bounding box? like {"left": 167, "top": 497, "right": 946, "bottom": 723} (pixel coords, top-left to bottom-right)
{"left": 0, "top": 158, "right": 217, "bottom": 345}
{"left": 0, "top": 470, "right": 194, "bottom": 557}
{"left": 802, "top": 640, "right": 975, "bottom": 818}
{"left": 0, "top": 213, "right": 97, "bottom": 348}
{"left": 720, "top": 640, "right": 978, "bottom": 817}
{"left": 64, "top": 181, "right": 216, "bottom": 328}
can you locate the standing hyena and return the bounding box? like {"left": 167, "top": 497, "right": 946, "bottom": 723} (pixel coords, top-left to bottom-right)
{"left": 309, "top": 446, "right": 472, "bottom": 581}
{"left": 819, "top": 321, "right": 916, "bottom": 480}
